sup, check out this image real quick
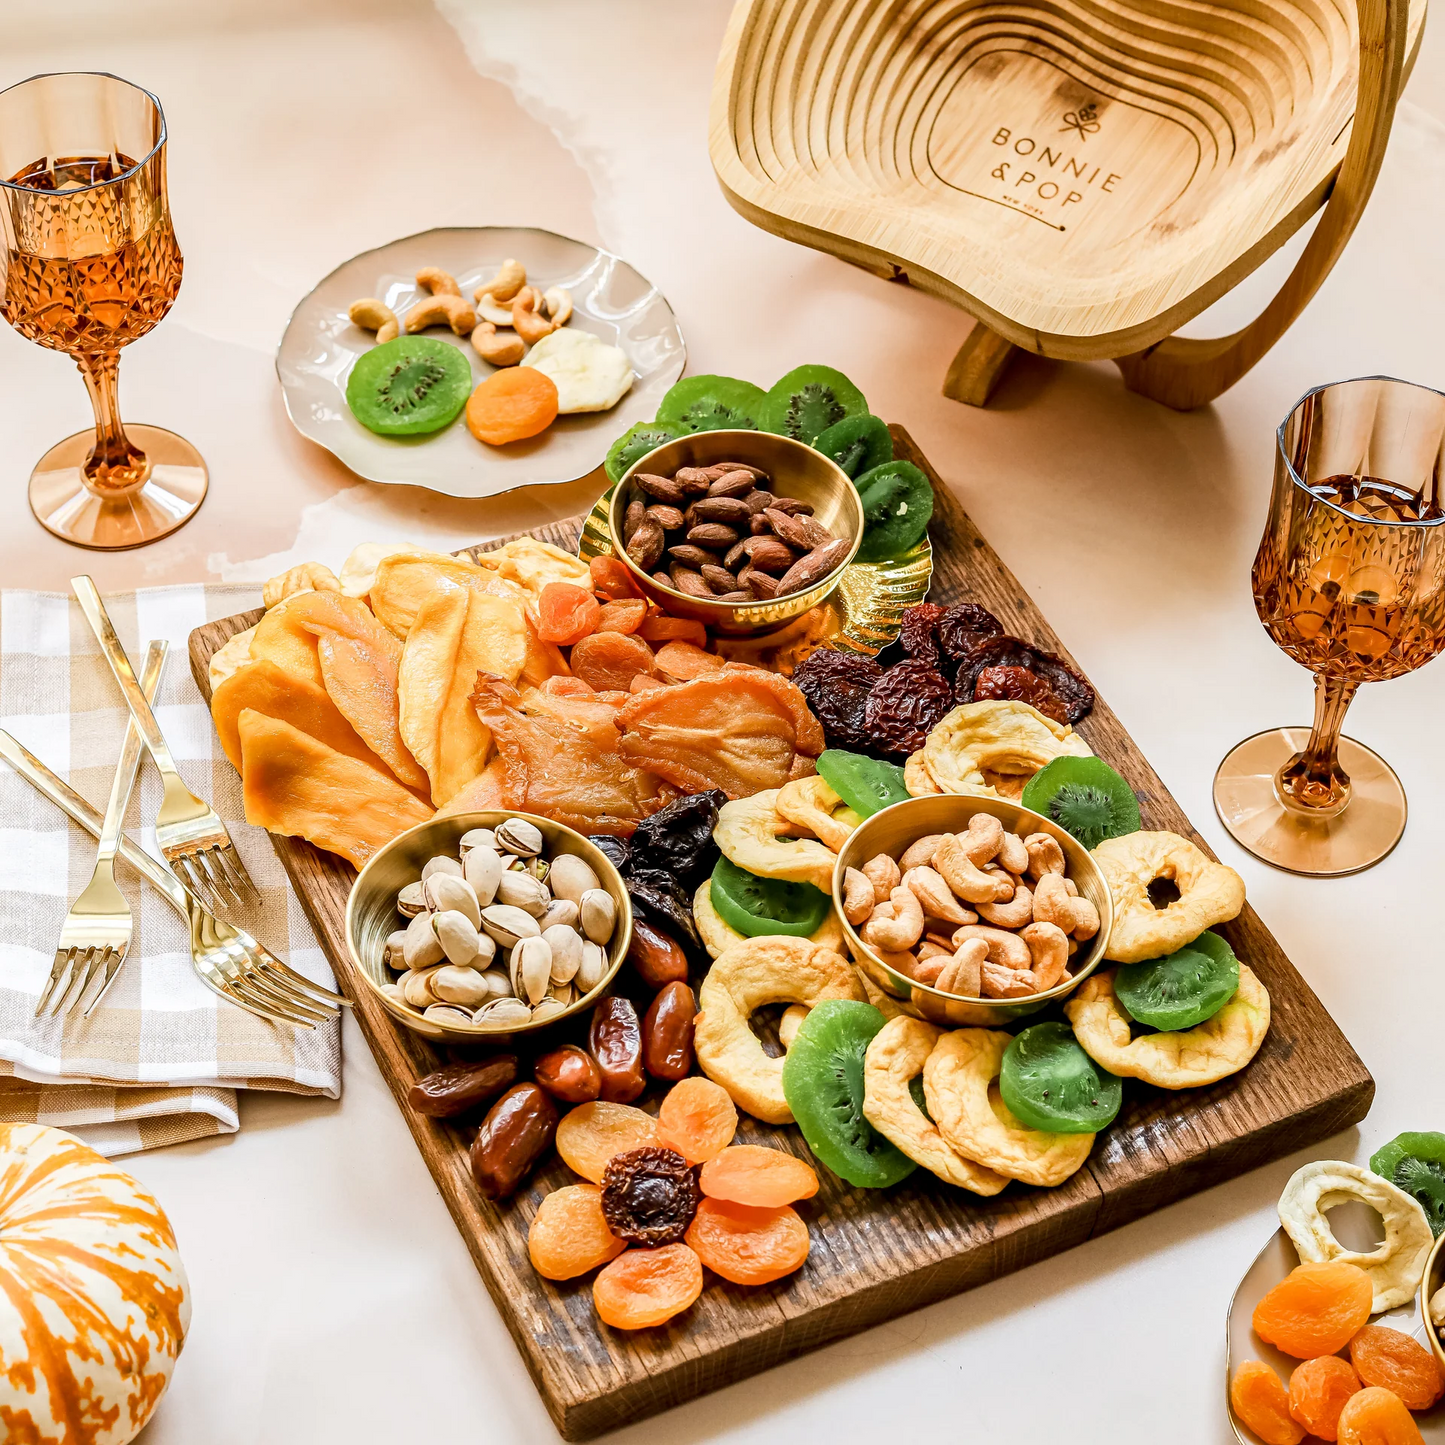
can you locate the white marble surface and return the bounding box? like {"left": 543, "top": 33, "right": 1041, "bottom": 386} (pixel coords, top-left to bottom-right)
{"left": 3, "top": 3, "right": 1445, "bottom": 1441}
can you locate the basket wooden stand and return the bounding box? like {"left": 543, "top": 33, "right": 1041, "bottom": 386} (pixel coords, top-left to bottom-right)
{"left": 710, "top": 0, "right": 1425, "bottom": 409}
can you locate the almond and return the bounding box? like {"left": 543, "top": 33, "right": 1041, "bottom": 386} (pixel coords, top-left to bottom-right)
{"left": 776, "top": 537, "right": 850, "bottom": 595}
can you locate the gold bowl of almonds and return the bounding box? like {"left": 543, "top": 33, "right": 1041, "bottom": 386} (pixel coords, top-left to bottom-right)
{"left": 833, "top": 795, "right": 1113, "bottom": 1026}
{"left": 608, "top": 429, "right": 864, "bottom": 635}
{"left": 346, "top": 810, "right": 632, "bottom": 1043}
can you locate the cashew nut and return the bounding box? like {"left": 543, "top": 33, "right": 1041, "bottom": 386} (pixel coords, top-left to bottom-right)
{"left": 474, "top": 258, "right": 526, "bottom": 305}
{"left": 1021, "top": 921, "right": 1070, "bottom": 991}
{"left": 471, "top": 321, "right": 525, "bottom": 366}
{"left": 862, "top": 853, "right": 902, "bottom": 903}
{"left": 981, "top": 963, "right": 1037, "bottom": 1000}
{"left": 475, "top": 293, "right": 516, "bottom": 327}
{"left": 899, "top": 834, "right": 946, "bottom": 872}
{"left": 935, "top": 938, "right": 987, "bottom": 997}
{"left": 405, "top": 293, "right": 477, "bottom": 337}
{"left": 842, "top": 867, "right": 875, "bottom": 926}
{"left": 950, "top": 924, "right": 1032, "bottom": 971}
{"left": 416, "top": 266, "right": 461, "bottom": 298}
{"left": 512, "top": 286, "right": 559, "bottom": 345}
{"left": 1033, "top": 872, "right": 1099, "bottom": 941}
{"left": 934, "top": 833, "right": 1012, "bottom": 904}
{"left": 902, "top": 866, "right": 973, "bottom": 926}
{"left": 977, "top": 883, "right": 1034, "bottom": 930}
{"left": 957, "top": 814, "right": 1005, "bottom": 865}
{"left": 912, "top": 956, "right": 945, "bottom": 984}
{"left": 1024, "top": 833, "right": 1066, "bottom": 879}
{"left": 543, "top": 286, "right": 573, "bottom": 326}
{"left": 997, "top": 831, "right": 1029, "bottom": 875}
{"left": 917, "top": 939, "right": 953, "bottom": 963}
{"left": 874, "top": 946, "right": 921, "bottom": 977}
{"left": 348, "top": 297, "right": 399, "bottom": 344}
{"left": 861, "top": 886, "right": 925, "bottom": 952}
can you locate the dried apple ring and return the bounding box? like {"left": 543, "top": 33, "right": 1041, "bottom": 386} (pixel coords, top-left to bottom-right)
{"left": 862, "top": 1017, "right": 1009, "bottom": 1195}
{"left": 1064, "top": 965, "right": 1269, "bottom": 1090}
{"left": 694, "top": 935, "right": 865, "bottom": 1124}
{"left": 714, "top": 790, "right": 837, "bottom": 892}
{"left": 921, "top": 1028, "right": 1094, "bottom": 1187}
{"left": 774, "top": 775, "right": 858, "bottom": 854}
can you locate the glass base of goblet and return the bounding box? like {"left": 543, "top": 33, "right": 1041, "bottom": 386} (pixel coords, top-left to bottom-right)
{"left": 29, "top": 425, "right": 208, "bottom": 550}
{"left": 1213, "top": 727, "right": 1406, "bottom": 877}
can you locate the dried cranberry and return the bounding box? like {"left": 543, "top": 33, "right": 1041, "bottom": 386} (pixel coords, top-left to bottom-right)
{"left": 973, "top": 664, "right": 1069, "bottom": 724}
{"left": 600, "top": 1145, "right": 701, "bottom": 1246}
{"left": 935, "top": 603, "right": 1004, "bottom": 663}
{"left": 898, "top": 603, "right": 947, "bottom": 663}
{"left": 863, "top": 660, "right": 955, "bottom": 758}
{"left": 954, "top": 636, "right": 1095, "bottom": 723}
{"left": 792, "top": 646, "right": 884, "bottom": 750}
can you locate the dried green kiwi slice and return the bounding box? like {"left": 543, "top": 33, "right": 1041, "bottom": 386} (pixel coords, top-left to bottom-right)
{"left": 605, "top": 420, "right": 681, "bottom": 482}
{"left": 1114, "top": 931, "right": 1239, "bottom": 1032}
{"left": 815, "top": 749, "right": 909, "bottom": 818}
{"left": 758, "top": 364, "right": 868, "bottom": 444}
{"left": 782, "top": 1000, "right": 917, "bottom": 1188}
{"left": 1370, "top": 1133, "right": 1445, "bottom": 1236}
{"left": 1021, "top": 756, "right": 1140, "bottom": 849}
{"left": 999, "top": 1022, "right": 1122, "bottom": 1134}
{"left": 345, "top": 336, "right": 472, "bottom": 437}
{"left": 656, "top": 375, "right": 764, "bottom": 434}
{"left": 813, "top": 414, "right": 892, "bottom": 479}
{"left": 709, "top": 856, "right": 831, "bottom": 938}
{"left": 854, "top": 460, "right": 933, "bottom": 562}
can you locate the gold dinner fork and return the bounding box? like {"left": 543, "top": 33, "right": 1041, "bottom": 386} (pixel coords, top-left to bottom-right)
{"left": 0, "top": 734, "right": 347, "bottom": 1029}
{"left": 71, "top": 575, "right": 258, "bottom": 913}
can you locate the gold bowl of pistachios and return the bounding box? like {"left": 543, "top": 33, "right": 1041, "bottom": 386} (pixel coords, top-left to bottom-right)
{"left": 346, "top": 811, "right": 633, "bottom": 1043}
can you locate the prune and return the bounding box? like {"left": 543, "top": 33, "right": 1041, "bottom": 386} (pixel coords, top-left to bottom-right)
{"left": 791, "top": 646, "right": 884, "bottom": 750}
{"left": 935, "top": 602, "right": 1004, "bottom": 663}
{"left": 408, "top": 1055, "right": 518, "bottom": 1118}
{"left": 628, "top": 789, "right": 726, "bottom": 885}
{"left": 973, "top": 663, "right": 1069, "bottom": 724}
{"left": 588, "top": 834, "right": 631, "bottom": 873}
{"left": 897, "top": 602, "right": 947, "bottom": 663}
{"left": 953, "top": 634, "right": 1095, "bottom": 722}
{"left": 863, "top": 660, "right": 954, "bottom": 758}
{"left": 600, "top": 1145, "right": 701, "bottom": 1246}
{"left": 627, "top": 875, "right": 702, "bottom": 951}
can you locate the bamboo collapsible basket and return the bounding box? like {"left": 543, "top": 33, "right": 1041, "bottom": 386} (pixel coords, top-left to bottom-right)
{"left": 710, "top": 0, "right": 1426, "bottom": 409}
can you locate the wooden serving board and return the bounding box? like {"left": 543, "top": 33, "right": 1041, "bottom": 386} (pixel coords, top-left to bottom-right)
{"left": 189, "top": 428, "right": 1373, "bottom": 1440}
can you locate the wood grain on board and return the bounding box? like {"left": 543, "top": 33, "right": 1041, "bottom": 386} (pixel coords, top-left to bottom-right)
{"left": 188, "top": 428, "right": 1373, "bottom": 1439}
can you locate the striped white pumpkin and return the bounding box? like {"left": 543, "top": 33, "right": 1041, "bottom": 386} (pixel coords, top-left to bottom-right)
{"left": 0, "top": 1123, "right": 190, "bottom": 1444}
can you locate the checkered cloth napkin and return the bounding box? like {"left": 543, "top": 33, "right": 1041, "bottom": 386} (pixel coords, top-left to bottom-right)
{"left": 0, "top": 583, "right": 341, "bottom": 1156}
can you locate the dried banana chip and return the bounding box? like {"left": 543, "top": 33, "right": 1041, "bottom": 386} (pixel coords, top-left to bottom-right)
{"left": 922, "top": 701, "right": 1091, "bottom": 798}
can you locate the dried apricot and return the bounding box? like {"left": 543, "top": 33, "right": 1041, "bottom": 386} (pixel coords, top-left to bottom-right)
{"left": 1231, "top": 1360, "right": 1306, "bottom": 1445}
{"left": 654, "top": 640, "right": 724, "bottom": 681}
{"left": 685, "top": 1198, "right": 810, "bottom": 1286}
{"left": 596, "top": 599, "right": 648, "bottom": 635}
{"left": 527, "top": 1184, "right": 625, "bottom": 1280}
{"left": 556, "top": 1101, "right": 660, "bottom": 1184}
{"left": 537, "top": 582, "right": 602, "bottom": 645}
{"left": 1253, "top": 1261, "right": 1375, "bottom": 1358}
{"left": 656, "top": 1077, "right": 738, "bottom": 1164}
{"left": 1289, "top": 1355, "right": 1362, "bottom": 1440}
{"left": 698, "top": 1144, "right": 820, "bottom": 1208}
{"left": 637, "top": 613, "right": 708, "bottom": 647}
{"left": 570, "top": 630, "right": 657, "bottom": 692}
{"left": 1349, "top": 1325, "right": 1445, "bottom": 1410}
{"left": 540, "top": 675, "right": 596, "bottom": 698}
{"left": 1337, "top": 1386, "right": 1426, "bottom": 1445}
{"left": 593, "top": 1242, "right": 704, "bottom": 1329}
{"left": 629, "top": 674, "right": 666, "bottom": 694}
{"left": 590, "top": 554, "right": 644, "bottom": 601}
{"left": 465, "top": 366, "right": 559, "bottom": 445}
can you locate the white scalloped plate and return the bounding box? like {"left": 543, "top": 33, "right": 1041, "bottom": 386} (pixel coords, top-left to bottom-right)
{"left": 275, "top": 226, "right": 686, "bottom": 499}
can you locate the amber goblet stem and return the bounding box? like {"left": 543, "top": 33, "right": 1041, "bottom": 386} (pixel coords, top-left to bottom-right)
{"left": 1275, "top": 672, "right": 1358, "bottom": 817}
{"left": 76, "top": 350, "right": 150, "bottom": 495}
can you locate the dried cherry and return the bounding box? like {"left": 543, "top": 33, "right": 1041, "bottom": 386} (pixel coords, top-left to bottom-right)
{"left": 935, "top": 602, "right": 1004, "bottom": 663}
{"left": 791, "top": 647, "right": 884, "bottom": 751}
{"left": 863, "top": 660, "right": 954, "bottom": 758}
{"left": 600, "top": 1145, "right": 701, "bottom": 1246}
{"left": 897, "top": 602, "right": 947, "bottom": 664}
{"left": 953, "top": 634, "right": 1095, "bottom": 723}
{"left": 973, "top": 664, "right": 1069, "bottom": 724}
{"left": 628, "top": 788, "right": 726, "bottom": 885}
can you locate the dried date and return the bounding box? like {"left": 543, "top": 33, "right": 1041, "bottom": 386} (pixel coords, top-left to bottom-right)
{"left": 863, "top": 660, "right": 955, "bottom": 758}
{"left": 642, "top": 981, "right": 696, "bottom": 1081}
{"left": 589, "top": 995, "right": 646, "bottom": 1103}
{"left": 973, "top": 664, "right": 1069, "bottom": 724}
{"left": 627, "top": 917, "right": 690, "bottom": 989}
{"left": 469, "top": 1083, "right": 558, "bottom": 1200}
{"left": 408, "top": 1056, "right": 518, "bottom": 1118}
{"left": 600, "top": 1145, "right": 701, "bottom": 1246}
{"left": 533, "top": 1045, "right": 602, "bottom": 1104}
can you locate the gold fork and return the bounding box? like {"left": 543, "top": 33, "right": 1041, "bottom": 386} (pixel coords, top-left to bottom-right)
{"left": 71, "top": 575, "right": 258, "bottom": 913}
{"left": 36, "top": 640, "right": 166, "bottom": 1018}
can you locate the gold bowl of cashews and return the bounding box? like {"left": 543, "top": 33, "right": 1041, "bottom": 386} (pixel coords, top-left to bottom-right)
{"left": 833, "top": 795, "right": 1113, "bottom": 1025}
{"left": 1423, "top": 1231, "right": 1445, "bottom": 1374}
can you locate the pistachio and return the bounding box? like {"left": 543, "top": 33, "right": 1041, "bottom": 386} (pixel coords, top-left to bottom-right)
{"left": 423, "top": 873, "right": 481, "bottom": 928}
{"left": 579, "top": 888, "right": 617, "bottom": 945}
{"left": 547, "top": 980, "right": 575, "bottom": 1006}
{"left": 383, "top": 929, "right": 408, "bottom": 966}
{"left": 577, "top": 940, "right": 608, "bottom": 994}
{"left": 397, "top": 881, "right": 428, "bottom": 918}
{"left": 464, "top": 846, "right": 507, "bottom": 906}
{"left": 432, "top": 964, "right": 490, "bottom": 1008}
{"left": 510, "top": 935, "right": 553, "bottom": 1006}
{"left": 496, "top": 818, "right": 543, "bottom": 858}
{"left": 402, "top": 965, "right": 443, "bottom": 1008}
{"left": 497, "top": 870, "right": 550, "bottom": 916}
{"left": 421, "top": 855, "right": 463, "bottom": 882}
{"left": 431, "top": 910, "right": 483, "bottom": 966}
{"left": 472, "top": 932, "right": 498, "bottom": 970}
{"left": 422, "top": 1004, "right": 476, "bottom": 1027}
{"left": 458, "top": 827, "right": 497, "bottom": 858}
{"left": 481, "top": 904, "right": 541, "bottom": 950}
{"left": 480, "top": 968, "right": 513, "bottom": 999}
{"left": 537, "top": 898, "right": 580, "bottom": 931}
{"left": 380, "top": 982, "right": 405, "bottom": 1004}
{"left": 531, "top": 998, "right": 568, "bottom": 1024}
{"left": 543, "top": 923, "right": 584, "bottom": 984}
{"left": 474, "top": 997, "right": 533, "bottom": 1028}
{"left": 402, "top": 911, "right": 444, "bottom": 970}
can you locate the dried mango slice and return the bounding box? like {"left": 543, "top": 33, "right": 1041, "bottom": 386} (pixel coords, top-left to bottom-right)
{"left": 316, "top": 631, "right": 429, "bottom": 794}
{"left": 247, "top": 589, "right": 389, "bottom": 690}
{"left": 399, "top": 579, "right": 529, "bottom": 807}
{"left": 617, "top": 665, "right": 824, "bottom": 798}
{"left": 237, "top": 709, "right": 433, "bottom": 868}
{"left": 369, "top": 550, "right": 486, "bottom": 637}
{"left": 472, "top": 536, "right": 591, "bottom": 601}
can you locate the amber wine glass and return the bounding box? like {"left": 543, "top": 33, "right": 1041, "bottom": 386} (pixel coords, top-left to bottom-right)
{"left": 1214, "top": 377, "right": 1445, "bottom": 876}
{"left": 0, "top": 72, "right": 206, "bottom": 549}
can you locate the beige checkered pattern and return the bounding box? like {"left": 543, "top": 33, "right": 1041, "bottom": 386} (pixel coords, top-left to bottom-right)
{"left": 0, "top": 584, "right": 341, "bottom": 1156}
